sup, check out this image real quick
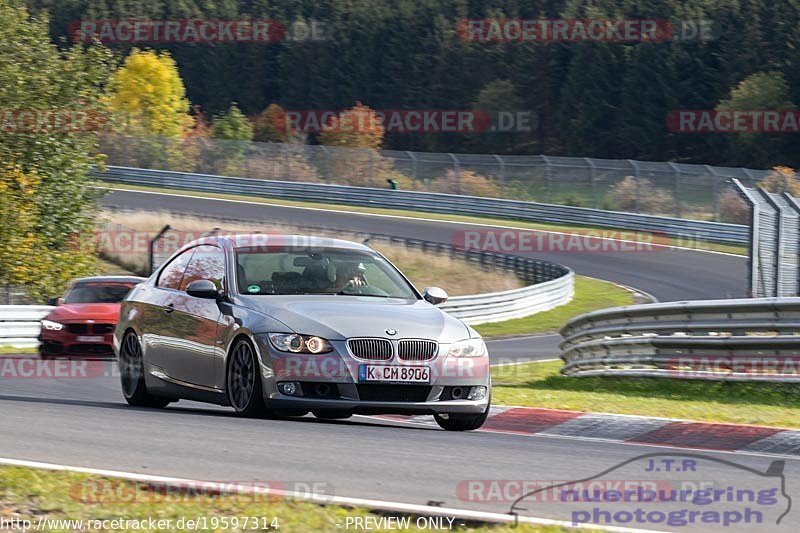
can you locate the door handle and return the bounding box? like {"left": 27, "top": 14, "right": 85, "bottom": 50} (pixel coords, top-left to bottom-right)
{"left": 164, "top": 303, "right": 175, "bottom": 314}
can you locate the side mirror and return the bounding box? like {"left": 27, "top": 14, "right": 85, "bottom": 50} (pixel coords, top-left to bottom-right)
{"left": 186, "top": 279, "right": 221, "bottom": 299}
{"left": 422, "top": 286, "right": 448, "bottom": 305}
{"left": 46, "top": 297, "right": 63, "bottom": 306}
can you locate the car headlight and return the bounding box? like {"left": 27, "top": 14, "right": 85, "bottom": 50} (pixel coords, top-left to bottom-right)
{"left": 41, "top": 319, "right": 63, "bottom": 331}
{"left": 268, "top": 333, "right": 333, "bottom": 354}
{"left": 447, "top": 338, "right": 487, "bottom": 357}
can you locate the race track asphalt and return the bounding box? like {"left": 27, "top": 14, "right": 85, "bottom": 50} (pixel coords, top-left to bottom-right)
{"left": 1, "top": 364, "right": 796, "bottom": 531}
{"left": 0, "top": 189, "right": 767, "bottom": 532}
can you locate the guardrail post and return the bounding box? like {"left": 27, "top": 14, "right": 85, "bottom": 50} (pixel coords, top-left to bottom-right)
{"left": 406, "top": 151, "right": 418, "bottom": 185}
{"left": 541, "top": 155, "right": 553, "bottom": 203}
{"left": 585, "top": 157, "right": 597, "bottom": 208}
{"left": 494, "top": 154, "right": 506, "bottom": 196}
{"left": 667, "top": 162, "right": 682, "bottom": 218}
{"left": 628, "top": 160, "right": 641, "bottom": 213}
{"left": 732, "top": 179, "right": 762, "bottom": 297}
{"left": 705, "top": 165, "right": 724, "bottom": 221}
{"left": 448, "top": 153, "right": 461, "bottom": 195}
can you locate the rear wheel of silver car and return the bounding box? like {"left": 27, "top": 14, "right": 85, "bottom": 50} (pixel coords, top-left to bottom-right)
{"left": 434, "top": 397, "right": 490, "bottom": 431}
{"left": 227, "top": 338, "right": 266, "bottom": 417}
{"left": 119, "top": 331, "right": 170, "bottom": 408}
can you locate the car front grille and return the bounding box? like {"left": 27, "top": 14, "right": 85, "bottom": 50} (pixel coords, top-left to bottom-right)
{"left": 65, "top": 323, "right": 114, "bottom": 335}
{"left": 397, "top": 339, "right": 438, "bottom": 361}
{"left": 347, "top": 338, "right": 393, "bottom": 360}
{"left": 356, "top": 384, "right": 431, "bottom": 402}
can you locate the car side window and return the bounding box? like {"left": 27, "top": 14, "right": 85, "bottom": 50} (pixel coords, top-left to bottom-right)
{"left": 156, "top": 248, "right": 195, "bottom": 290}
{"left": 180, "top": 245, "right": 225, "bottom": 291}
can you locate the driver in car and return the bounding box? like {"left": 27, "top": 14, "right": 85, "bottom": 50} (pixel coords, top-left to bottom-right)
{"left": 333, "top": 262, "right": 367, "bottom": 292}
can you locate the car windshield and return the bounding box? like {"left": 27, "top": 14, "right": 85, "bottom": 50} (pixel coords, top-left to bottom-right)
{"left": 63, "top": 283, "right": 136, "bottom": 304}
{"left": 235, "top": 246, "right": 417, "bottom": 299}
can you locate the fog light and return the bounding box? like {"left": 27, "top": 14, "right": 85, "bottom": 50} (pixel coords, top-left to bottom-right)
{"left": 278, "top": 382, "right": 302, "bottom": 396}
{"left": 467, "top": 386, "right": 487, "bottom": 401}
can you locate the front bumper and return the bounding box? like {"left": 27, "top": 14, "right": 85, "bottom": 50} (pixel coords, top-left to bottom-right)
{"left": 253, "top": 337, "right": 491, "bottom": 415}
{"left": 39, "top": 328, "right": 115, "bottom": 358}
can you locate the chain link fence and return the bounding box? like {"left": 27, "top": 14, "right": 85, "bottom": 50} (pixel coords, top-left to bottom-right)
{"left": 98, "top": 134, "right": 770, "bottom": 222}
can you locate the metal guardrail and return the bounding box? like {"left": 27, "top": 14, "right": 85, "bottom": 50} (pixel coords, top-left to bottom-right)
{"left": 359, "top": 233, "right": 574, "bottom": 324}
{"left": 560, "top": 298, "right": 800, "bottom": 381}
{"left": 0, "top": 306, "right": 52, "bottom": 348}
{"left": 97, "top": 166, "right": 749, "bottom": 244}
{"left": 3, "top": 213, "right": 574, "bottom": 336}
{"left": 99, "top": 133, "right": 770, "bottom": 221}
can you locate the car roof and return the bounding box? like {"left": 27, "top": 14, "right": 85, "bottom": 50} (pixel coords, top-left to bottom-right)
{"left": 72, "top": 276, "right": 146, "bottom": 284}
{"left": 212, "top": 234, "right": 374, "bottom": 252}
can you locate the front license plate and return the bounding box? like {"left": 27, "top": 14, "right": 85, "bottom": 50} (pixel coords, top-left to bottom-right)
{"left": 76, "top": 335, "right": 104, "bottom": 343}
{"left": 359, "top": 365, "right": 431, "bottom": 383}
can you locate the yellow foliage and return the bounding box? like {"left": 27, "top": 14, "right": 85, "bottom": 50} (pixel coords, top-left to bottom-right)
{"left": 106, "top": 49, "right": 193, "bottom": 137}
{"left": 0, "top": 164, "right": 95, "bottom": 301}
{"left": 759, "top": 166, "right": 800, "bottom": 196}
{"left": 319, "top": 102, "right": 384, "bottom": 149}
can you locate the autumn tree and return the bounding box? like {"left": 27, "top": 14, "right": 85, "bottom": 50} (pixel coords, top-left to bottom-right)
{"left": 211, "top": 104, "right": 254, "bottom": 141}
{"left": 0, "top": 0, "right": 113, "bottom": 300}
{"left": 318, "top": 103, "right": 389, "bottom": 186}
{"left": 106, "top": 49, "right": 193, "bottom": 137}
{"left": 759, "top": 166, "right": 800, "bottom": 196}
{"left": 319, "top": 102, "right": 384, "bottom": 149}
{"left": 252, "top": 104, "right": 290, "bottom": 143}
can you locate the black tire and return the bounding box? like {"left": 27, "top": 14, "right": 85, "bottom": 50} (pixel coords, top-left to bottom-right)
{"left": 312, "top": 409, "right": 352, "bottom": 420}
{"left": 434, "top": 397, "right": 490, "bottom": 431}
{"left": 226, "top": 338, "right": 267, "bottom": 417}
{"left": 119, "top": 331, "right": 170, "bottom": 408}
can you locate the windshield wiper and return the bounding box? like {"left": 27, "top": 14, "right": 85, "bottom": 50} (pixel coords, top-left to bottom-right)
{"left": 335, "top": 291, "right": 393, "bottom": 298}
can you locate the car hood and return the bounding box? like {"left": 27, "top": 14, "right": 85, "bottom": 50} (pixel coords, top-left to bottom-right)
{"left": 237, "top": 295, "right": 471, "bottom": 342}
{"left": 44, "top": 303, "right": 121, "bottom": 322}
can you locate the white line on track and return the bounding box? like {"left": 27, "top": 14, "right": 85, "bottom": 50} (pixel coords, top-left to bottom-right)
{"left": 491, "top": 358, "right": 559, "bottom": 367}
{"left": 0, "top": 457, "right": 661, "bottom": 533}
{"left": 100, "top": 187, "right": 746, "bottom": 258}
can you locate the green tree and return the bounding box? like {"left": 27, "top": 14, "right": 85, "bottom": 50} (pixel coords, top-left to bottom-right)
{"left": 0, "top": 0, "right": 113, "bottom": 299}
{"left": 716, "top": 71, "right": 794, "bottom": 167}
{"left": 211, "top": 103, "right": 254, "bottom": 141}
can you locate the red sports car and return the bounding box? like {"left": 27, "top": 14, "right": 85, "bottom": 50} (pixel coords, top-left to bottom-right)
{"left": 39, "top": 276, "right": 145, "bottom": 358}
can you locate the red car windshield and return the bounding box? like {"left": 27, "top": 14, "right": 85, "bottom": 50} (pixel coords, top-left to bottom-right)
{"left": 63, "top": 283, "right": 136, "bottom": 304}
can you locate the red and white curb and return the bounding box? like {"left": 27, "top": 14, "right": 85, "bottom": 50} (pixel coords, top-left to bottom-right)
{"left": 376, "top": 406, "right": 800, "bottom": 457}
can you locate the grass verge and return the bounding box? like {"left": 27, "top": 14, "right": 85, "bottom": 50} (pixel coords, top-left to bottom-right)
{"left": 475, "top": 276, "right": 636, "bottom": 338}
{"left": 98, "top": 183, "right": 746, "bottom": 256}
{"left": 493, "top": 360, "right": 800, "bottom": 428}
{"left": 0, "top": 346, "right": 36, "bottom": 355}
{"left": 0, "top": 466, "right": 572, "bottom": 533}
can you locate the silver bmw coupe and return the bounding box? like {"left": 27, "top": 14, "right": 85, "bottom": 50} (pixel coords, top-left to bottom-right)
{"left": 114, "top": 235, "right": 491, "bottom": 430}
